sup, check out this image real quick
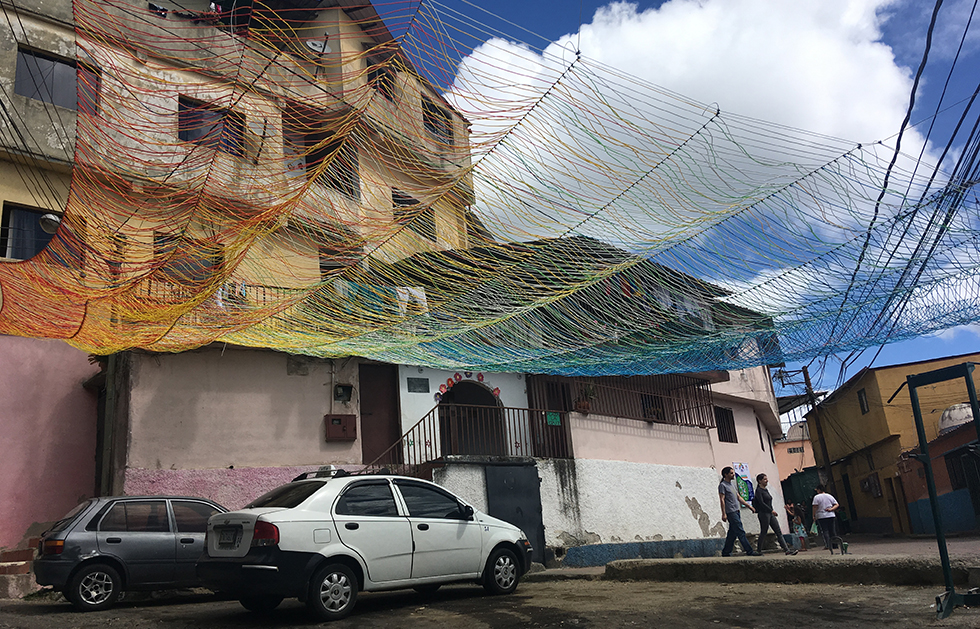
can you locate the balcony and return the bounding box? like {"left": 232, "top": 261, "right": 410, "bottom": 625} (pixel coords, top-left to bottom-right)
{"left": 365, "top": 404, "right": 573, "bottom": 479}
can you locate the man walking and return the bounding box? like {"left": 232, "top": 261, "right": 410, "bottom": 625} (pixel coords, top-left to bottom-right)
{"left": 812, "top": 484, "right": 840, "bottom": 551}
{"left": 719, "top": 466, "right": 761, "bottom": 557}
{"left": 753, "top": 473, "right": 798, "bottom": 555}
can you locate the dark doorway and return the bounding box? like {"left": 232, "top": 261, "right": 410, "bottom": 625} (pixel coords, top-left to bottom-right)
{"left": 486, "top": 463, "right": 545, "bottom": 564}
{"left": 438, "top": 381, "right": 506, "bottom": 456}
{"left": 359, "top": 363, "right": 402, "bottom": 465}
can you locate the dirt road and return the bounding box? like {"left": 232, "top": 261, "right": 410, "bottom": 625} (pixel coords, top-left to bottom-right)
{"left": 1, "top": 579, "right": 977, "bottom": 628}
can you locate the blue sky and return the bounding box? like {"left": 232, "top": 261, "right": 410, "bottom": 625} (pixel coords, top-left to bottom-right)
{"left": 419, "top": 0, "right": 980, "bottom": 393}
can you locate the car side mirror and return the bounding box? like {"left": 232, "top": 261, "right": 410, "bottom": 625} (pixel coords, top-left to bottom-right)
{"left": 461, "top": 505, "right": 474, "bottom": 520}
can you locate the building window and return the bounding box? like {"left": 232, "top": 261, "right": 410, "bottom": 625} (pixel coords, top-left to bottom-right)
{"left": 756, "top": 418, "right": 765, "bottom": 451}
{"left": 364, "top": 44, "right": 396, "bottom": 101}
{"left": 283, "top": 108, "right": 359, "bottom": 200}
{"left": 788, "top": 446, "right": 805, "bottom": 454}
{"left": 0, "top": 203, "right": 57, "bottom": 260}
{"left": 178, "top": 96, "right": 244, "bottom": 156}
{"left": 857, "top": 388, "right": 869, "bottom": 414}
{"left": 715, "top": 406, "right": 737, "bottom": 443}
{"left": 318, "top": 244, "right": 361, "bottom": 279}
{"left": 422, "top": 96, "right": 453, "bottom": 145}
{"left": 946, "top": 452, "right": 968, "bottom": 491}
{"left": 768, "top": 433, "right": 775, "bottom": 463}
{"left": 369, "top": 67, "right": 396, "bottom": 101}
{"left": 15, "top": 48, "right": 100, "bottom": 112}
{"left": 640, "top": 393, "right": 668, "bottom": 423}
{"left": 153, "top": 232, "right": 223, "bottom": 286}
{"left": 392, "top": 189, "right": 435, "bottom": 241}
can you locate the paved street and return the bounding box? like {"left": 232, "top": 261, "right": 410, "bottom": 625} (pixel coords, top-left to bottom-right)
{"left": 2, "top": 579, "right": 979, "bottom": 628}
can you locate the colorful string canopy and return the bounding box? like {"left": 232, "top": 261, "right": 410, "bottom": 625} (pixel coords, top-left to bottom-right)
{"left": 0, "top": 0, "right": 977, "bottom": 376}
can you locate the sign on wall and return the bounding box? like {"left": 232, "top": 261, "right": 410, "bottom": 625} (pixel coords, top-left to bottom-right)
{"left": 733, "top": 461, "right": 754, "bottom": 502}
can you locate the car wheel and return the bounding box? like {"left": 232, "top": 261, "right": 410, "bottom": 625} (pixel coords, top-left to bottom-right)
{"left": 238, "top": 594, "right": 283, "bottom": 613}
{"left": 413, "top": 584, "right": 441, "bottom": 596}
{"left": 67, "top": 563, "right": 122, "bottom": 612}
{"left": 306, "top": 563, "right": 358, "bottom": 621}
{"left": 482, "top": 547, "right": 520, "bottom": 595}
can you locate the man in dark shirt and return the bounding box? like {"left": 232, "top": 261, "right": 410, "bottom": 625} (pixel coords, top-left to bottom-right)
{"left": 753, "top": 473, "right": 798, "bottom": 555}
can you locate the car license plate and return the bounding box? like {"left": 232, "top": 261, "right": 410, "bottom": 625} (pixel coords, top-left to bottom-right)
{"left": 218, "top": 528, "right": 237, "bottom": 546}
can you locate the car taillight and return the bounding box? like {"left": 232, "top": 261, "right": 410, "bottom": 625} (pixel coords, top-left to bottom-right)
{"left": 40, "top": 540, "right": 64, "bottom": 555}
{"left": 251, "top": 521, "right": 279, "bottom": 547}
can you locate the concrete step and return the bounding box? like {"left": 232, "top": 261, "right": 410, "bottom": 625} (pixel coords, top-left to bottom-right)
{"left": 0, "top": 574, "right": 39, "bottom": 599}
{"left": 0, "top": 549, "right": 34, "bottom": 563}
{"left": 0, "top": 562, "right": 30, "bottom": 576}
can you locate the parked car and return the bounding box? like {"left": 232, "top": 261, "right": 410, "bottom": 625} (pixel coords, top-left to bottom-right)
{"left": 196, "top": 471, "right": 533, "bottom": 621}
{"left": 34, "top": 496, "right": 226, "bottom": 611}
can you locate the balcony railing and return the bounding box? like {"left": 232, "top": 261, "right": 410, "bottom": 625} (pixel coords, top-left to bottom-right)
{"left": 364, "top": 404, "right": 573, "bottom": 479}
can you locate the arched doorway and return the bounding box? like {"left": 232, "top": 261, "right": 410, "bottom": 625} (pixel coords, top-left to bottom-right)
{"left": 438, "top": 381, "right": 506, "bottom": 456}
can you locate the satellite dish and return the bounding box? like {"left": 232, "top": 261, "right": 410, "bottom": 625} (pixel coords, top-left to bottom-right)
{"left": 305, "top": 38, "right": 331, "bottom": 55}
{"left": 39, "top": 213, "right": 62, "bottom": 234}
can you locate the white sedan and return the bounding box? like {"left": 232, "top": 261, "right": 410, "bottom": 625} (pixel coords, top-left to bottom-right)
{"left": 196, "top": 471, "right": 533, "bottom": 621}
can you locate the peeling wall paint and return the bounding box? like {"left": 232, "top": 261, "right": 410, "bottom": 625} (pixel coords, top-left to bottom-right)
{"left": 541, "top": 459, "right": 767, "bottom": 548}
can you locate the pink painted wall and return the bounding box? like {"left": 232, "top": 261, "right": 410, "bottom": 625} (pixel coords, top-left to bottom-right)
{"left": 0, "top": 335, "right": 100, "bottom": 549}
{"left": 774, "top": 439, "right": 815, "bottom": 480}
{"left": 568, "top": 412, "right": 715, "bottom": 468}
{"left": 124, "top": 465, "right": 363, "bottom": 510}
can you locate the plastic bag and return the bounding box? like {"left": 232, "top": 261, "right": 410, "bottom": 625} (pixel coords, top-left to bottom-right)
{"left": 809, "top": 522, "right": 818, "bottom": 536}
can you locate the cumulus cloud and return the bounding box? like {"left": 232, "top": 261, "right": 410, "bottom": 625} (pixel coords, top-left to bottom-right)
{"left": 501, "top": 1, "right": 918, "bottom": 145}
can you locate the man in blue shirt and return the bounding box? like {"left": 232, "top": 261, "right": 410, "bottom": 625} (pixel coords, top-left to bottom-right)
{"left": 719, "top": 466, "right": 761, "bottom": 557}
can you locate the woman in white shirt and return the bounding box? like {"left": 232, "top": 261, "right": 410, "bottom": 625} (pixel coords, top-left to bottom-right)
{"left": 812, "top": 485, "right": 840, "bottom": 551}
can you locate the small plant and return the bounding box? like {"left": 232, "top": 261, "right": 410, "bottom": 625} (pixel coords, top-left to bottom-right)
{"left": 574, "top": 382, "right": 598, "bottom": 413}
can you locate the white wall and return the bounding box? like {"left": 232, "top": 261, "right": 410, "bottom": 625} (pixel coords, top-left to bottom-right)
{"left": 434, "top": 458, "right": 765, "bottom": 549}
{"left": 397, "top": 365, "right": 527, "bottom": 432}
{"left": 538, "top": 459, "right": 728, "bottom": 546}
{"left": 563, "top": 397, "right": 786, "bottom": 544}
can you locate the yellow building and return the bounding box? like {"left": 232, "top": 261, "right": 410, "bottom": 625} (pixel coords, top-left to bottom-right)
{"left": 805, "top": 351, "right": 980, "bottom": 535}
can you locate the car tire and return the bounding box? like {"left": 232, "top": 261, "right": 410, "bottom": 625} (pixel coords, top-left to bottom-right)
{"left": 238, "top": 594, "right": 283, "bottom": 613}
{"left": 482, "top": 547, "right": 520, "bottom": 595}
{"left": 67, "top": 563, "right": 122, "bottom": 612}
{"left": 306, "top": 563, "right": 358, "bottom": 621}
{"left": 413, "top": 584, "right": 442, "bottom": 596}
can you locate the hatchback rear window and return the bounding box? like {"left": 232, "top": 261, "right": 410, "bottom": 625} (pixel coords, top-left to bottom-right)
{"left": 246, "top": 481, "right": 325, "bottom": 508}
{"left": 48, "top": 499, "right": 94, "bottom": 534}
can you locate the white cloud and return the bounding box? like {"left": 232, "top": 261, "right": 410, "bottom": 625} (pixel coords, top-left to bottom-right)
{"left": 429, "top": 0, "right": 979, "bottom": 366}
{"left": 553, "top": 0, "right": 918, "bottom": 144}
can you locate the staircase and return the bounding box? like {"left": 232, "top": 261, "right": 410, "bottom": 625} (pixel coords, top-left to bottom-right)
{"left": 0, "top": 540, "right": 40, "bottom": 599}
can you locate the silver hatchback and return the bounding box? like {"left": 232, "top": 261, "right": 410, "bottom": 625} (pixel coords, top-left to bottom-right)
{"left": 34, "top": 496, "right": 226, "bottom": 611}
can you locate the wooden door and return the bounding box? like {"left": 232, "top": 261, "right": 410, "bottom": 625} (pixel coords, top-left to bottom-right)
{"left": 358, "top": 364, "right": 402, "bottom": 465}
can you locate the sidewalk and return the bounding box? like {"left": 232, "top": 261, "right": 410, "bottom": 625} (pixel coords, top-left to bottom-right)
{"left": 525, "top": 534, "right": 980, "bottom": 587}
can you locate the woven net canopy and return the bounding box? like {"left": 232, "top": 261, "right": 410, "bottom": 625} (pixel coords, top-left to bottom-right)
{"left": 0, "top": 0, "right": 976, "bottom": 376}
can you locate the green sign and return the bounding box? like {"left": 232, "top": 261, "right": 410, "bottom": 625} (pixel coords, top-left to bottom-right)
{"left": 546, "top": 412, "right": 562, "bottom": 426}
{"left": 735, "top": 474, "right": 751, "bottom": 503}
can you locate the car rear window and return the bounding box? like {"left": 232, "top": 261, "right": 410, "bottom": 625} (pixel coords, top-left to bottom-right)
{"left": 246, "top": 481, "right": 326, "bottom": 508}
{"left": 48, "top": 499, "right": 95, "bottom": 534}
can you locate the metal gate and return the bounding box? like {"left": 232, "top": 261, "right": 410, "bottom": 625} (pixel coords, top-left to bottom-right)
{"left": 485, "top": 464, "right": 545, "bottom": 565}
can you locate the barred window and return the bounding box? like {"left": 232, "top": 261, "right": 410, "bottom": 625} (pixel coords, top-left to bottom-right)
{"left": 715, "top": 407, "right": 737, "bottom": 443}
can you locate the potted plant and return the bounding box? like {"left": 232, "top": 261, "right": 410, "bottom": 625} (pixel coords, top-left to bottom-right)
{"left": 574, "top": 383, "right": 597, "bottom": 414}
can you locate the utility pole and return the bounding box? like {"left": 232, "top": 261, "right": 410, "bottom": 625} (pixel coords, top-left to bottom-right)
{"left": 803, "top": 365, "right": 837, "bottom": 499}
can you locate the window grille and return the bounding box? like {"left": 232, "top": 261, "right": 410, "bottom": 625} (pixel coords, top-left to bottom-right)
{"left": 715, "top": 407, "right": 737, "bottom": 443}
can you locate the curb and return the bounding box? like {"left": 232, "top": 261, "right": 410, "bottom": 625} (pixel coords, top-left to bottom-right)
{"left": 603, "top": 554, "right": 980, "bottom": 587}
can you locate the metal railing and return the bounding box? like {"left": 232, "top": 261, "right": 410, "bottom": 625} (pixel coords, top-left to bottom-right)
{"left": 364, "top": 404, "right": 573, "bottom": 478}
{"left": 527, "top": 373, "right": 715, "bottom": 428}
